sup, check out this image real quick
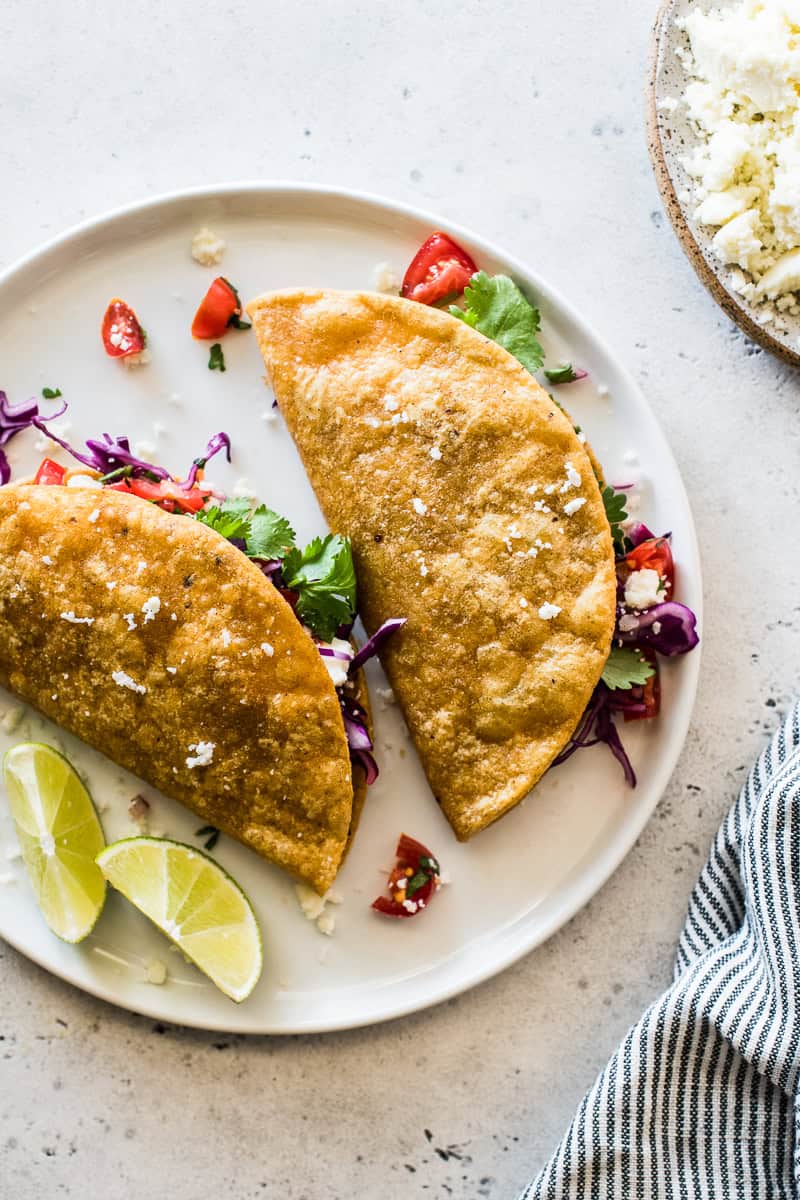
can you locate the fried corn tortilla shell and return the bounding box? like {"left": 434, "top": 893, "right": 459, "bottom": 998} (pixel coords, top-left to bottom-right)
{"left": 247, "top": 288, "right": 617, "bottom": 840}
{"left": 0, "top": 484, "right": 364, "bottom": 894}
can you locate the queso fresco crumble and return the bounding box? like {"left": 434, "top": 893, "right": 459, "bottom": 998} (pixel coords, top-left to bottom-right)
{"left": 673, "top": 0, "right": 800, "bottom": 330}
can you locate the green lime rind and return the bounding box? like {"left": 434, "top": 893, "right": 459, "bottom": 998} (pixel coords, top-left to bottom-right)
{"left": 3, "top": 742, "right": 106, "bottom": 943}
{"left": 96, "top": 836, "right": 263, "bottom": 1002}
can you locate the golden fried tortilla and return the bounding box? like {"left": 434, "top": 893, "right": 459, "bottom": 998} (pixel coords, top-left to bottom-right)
{"left": 247, "top": 288, "right": 617, "bottom": 839}
{"left": 0, "top": 485, "right": 359, "bottom": 893}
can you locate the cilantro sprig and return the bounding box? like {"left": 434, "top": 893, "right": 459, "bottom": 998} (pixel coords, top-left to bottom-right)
{"left": 195, "top": 498, "right": 355, "bottom": 640}
{"left": 601, "top": 484, "right": 631, "bottom": 556}
{"left": 42, "top": 386, "right": 62, "bottom": 399}
{"left": 601, "top": 647, "right": 655, "bottom": 691}
{"left": 450, "top": 271, "right": 545, "bottom": 373}
{"left": 283, "top": 534, "right": 357, "bottom": 640}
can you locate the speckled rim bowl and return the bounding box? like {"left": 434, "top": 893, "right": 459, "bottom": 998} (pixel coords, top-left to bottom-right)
{"left": 647, "top": 0, "right": 800, "bottom": 367}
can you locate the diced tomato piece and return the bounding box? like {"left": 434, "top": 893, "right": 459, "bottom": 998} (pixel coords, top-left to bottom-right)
{"left": 623, "top": 654, "right": 661, "bottom": 722}
{"left": 400, "top": 231, "right": 478, "bottom": 305}
{"left": 191, "top": 277, "right": 242, "bottom": 339}
{"left": 33, "top": 458, "right": 66, "bottom": 485}
{"left": 106, "top": 476, "right": 210, "bottom": 514}
{"left": 625, "top": 536, "right": 675, "bottom": 595}
{"left": 101, "top": 299, "right": 146, "bottom": 358}
{"left": 372, "top": 833, "right": 441, "bottom": 918}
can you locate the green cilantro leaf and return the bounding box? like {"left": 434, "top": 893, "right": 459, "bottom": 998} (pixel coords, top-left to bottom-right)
{"left": 42, "top": 386, "right": 62, "bottom": 399}
{"left": 450, "top": 272, "right": 545, "bottom": 373}
{"left": 195, "top": 497, "right": 253, "bottom": 540}
{"left": 405, "top": 870, "right": 430, "bottom": 898}
{"left": 601, "top": 647, "right": 655, "bottom": 691}
{"left": 282, "top": 534, "right": 357, "bottom": 640}
{"left": 601, "top": 484, "right": 630, "bottom": 555}
{"left": 208, "top": 343, "right": 226, "bottom": 372}
{"left": 245, "top": 505, "right": 296, "bottom": 559}
{"left": 544, "top": 363, "right": 581, "bottom": 385}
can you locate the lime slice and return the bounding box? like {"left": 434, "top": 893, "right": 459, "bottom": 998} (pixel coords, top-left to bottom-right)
{"left": 3, "top": 743, "right": 106, "bottom": 943}
{"left": 96, "top": 838, "right": 263, "bottom": 1002}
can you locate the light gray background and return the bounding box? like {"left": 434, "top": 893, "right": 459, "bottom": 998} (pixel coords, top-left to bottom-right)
{"left": 1, "top": 2, "right": 796, "bottom": 1197}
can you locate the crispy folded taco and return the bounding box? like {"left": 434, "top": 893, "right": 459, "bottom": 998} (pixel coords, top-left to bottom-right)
{"left": 247, "top": 288, "right": 617, "bottom": 840}
{"left": 0, "top": 484, "right": 369, "bottom": 893}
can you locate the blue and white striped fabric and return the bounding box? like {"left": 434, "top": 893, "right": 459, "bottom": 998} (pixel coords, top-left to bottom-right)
{"left": 521, "top": 700, "right": 800, "bottom": 1199}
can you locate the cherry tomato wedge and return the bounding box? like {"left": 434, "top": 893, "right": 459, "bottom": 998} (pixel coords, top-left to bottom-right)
{"left": 623, "top": 653, "right": 661, "bottom": 723}
{"left": 191, "top": 277, "right": 242, "bottom": 340}
{"left": 33, "top": 458, "right": 67, "bottom": 486}
{"left": 400, "top": 231, "right": 478, "bottom": 305}
{"left": 625, "top": 536, "right": 675, "bottom": 595}
{"left": 372, "top": 833, "right": 442, "bottom": 918}
{"left": 101, "top": 298, "right": 146, "bottom": 358}
{"left": 106, "top": 476, "right": 210, "bottom": 514}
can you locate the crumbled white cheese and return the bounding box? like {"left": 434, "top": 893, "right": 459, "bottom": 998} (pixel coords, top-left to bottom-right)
{"left": 519, "top": 597, "right": 529, "bottom": 608}
{"left": 120, "top": 349, "right": 151, "bottom": 369}
{"left": 560, "top": 461, "right": 581, "bottom": 492}
{"left": 141, "top": 596, "right": 161, "bottom": 623}
{"left": 112, "top": 670, "right": 146, "bottom": 694}
{"left": 41, "top": 555, "right": 53, "bottom": 565}
{"left": 60, "top": 611, "right": 94, "bottom": 626}
{"left": 191, "top": 227, "right": 226, "bottom": 266}
{"left": 538, "top": 602, "right": 562, "bottom": 620}
{"left": 66, "top": 475, "right": 102, "bottom": 490}
{"left": 1, "top": 705, "right": 24, "bottom": 734}
{"left": 563, "top": 497, "right": 587, "bottom": 516}
{"left": 429, "top": 446, "right": 442, "bottom": 461}
{"left": 678, "top": 0, "right": 800, "bottom": 296}
{"left": 261, "top": 642, "right": 274, "bottom": 657}
{"left": 294, "top": 882, "right": 342, "bottom": 936}
{"left": 233, "top": 478, "right": 257, "bottom": 501}
{"left": 123, "top": 613, "right": 137, "bottom": 631}
{"left": 624, "top": 567, "right": 662, "bottom": 611}
{"left": 372, "top": 261, "right": 400, "bottom": 293}
{"left": 186, "top": 741, "right": 215, "bottom": 769}
{"left": 411, "top": 497, "right": 428, "bottom": 515}
{"left": 318, "top": 638, "right": 354, "bottom": 687}
{"left": 144, "top": 959, "right": 168, "bottom": 985}
{"left": 533, "top": 499, "right": 551, "bottom": 513}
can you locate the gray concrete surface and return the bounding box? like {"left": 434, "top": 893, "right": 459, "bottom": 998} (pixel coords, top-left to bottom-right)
{"left": 1, "top": 1, "right": 797, "bottom": 1196}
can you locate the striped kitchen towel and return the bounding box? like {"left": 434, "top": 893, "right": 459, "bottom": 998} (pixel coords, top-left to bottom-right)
{"left": 521, "top": 699, "right": 800, "bottom": 1199}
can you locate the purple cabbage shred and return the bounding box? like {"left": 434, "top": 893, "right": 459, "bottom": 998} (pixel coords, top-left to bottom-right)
{"left": 0, "top": 391, "right": 66, "bottom": 485}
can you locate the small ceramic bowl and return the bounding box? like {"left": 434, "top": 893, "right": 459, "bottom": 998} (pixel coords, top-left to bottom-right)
{"left": 647, "top": 0, "right": 800, "bottom": 366}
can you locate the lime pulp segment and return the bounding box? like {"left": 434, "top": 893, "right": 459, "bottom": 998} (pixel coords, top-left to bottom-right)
{"left": 2, "top": 742, "right": 106, "bottom": 943}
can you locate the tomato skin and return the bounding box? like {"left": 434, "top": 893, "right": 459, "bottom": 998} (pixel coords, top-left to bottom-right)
{"left": 33, "top": 458, "right": 67, "bottom": 485}
{"left": 107, "top": 477, "right": 209, "bottom": 513}
{"left": 101, "top": 298, "right": 146, "bottom": 358}
{"left": 372, "top": 833, "right": 441, "bottom": 918}
{"left": 191, "top": 277, "right": 240, "bottom": 339}
{"left": 625, "top": 537, "right": 675, "bottom": 594}
{"left": 400, "top": 232, "right": 478, "bottom": 305}
{"left": 623, "top": 655, "right": 661, "bottom": 722}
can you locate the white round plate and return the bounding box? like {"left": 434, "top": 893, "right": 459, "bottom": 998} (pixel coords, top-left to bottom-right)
{"left": 0, "top": 184, "right": 702, "bottom": 1033}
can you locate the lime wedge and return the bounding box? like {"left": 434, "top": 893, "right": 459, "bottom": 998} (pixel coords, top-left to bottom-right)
{"left": 3, "top": 742, "right": 106, "bottom": 943}
{"left": 96, "top": 838, "right": 263, "bottom": 1002}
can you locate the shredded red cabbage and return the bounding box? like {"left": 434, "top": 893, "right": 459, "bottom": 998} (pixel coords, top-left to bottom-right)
{"left": 552, "top": 684, "right": 637, "bottom": 786}
{"left": 339, "top": 692, "right": 379, "bottom": 783}
{"left": 31, "top": 407, "right": 231, "bottom": 487}
{"left": 181, "top": 432, "right": 231, "bottom": 490}
{"left": 626, "top": 522, "right": 656, "bottom": 548}
{"left": 349, "top": 618, "right": 407, "bottom": 673}
{"left": 0, "top": 392, "right": 66, "bottom": 485}
{"left": 616, "top": 600, "right": 699, "bottom": 657}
